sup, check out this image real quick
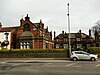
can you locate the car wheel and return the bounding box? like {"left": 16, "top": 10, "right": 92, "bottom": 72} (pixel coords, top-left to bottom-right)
{"left": 91, "top": 57, "right": 96, "bottom": 61}
{"left": 72, "top": 57, "right": 77, "bottom": 61}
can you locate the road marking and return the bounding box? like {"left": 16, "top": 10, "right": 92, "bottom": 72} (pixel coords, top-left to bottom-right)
{"left": 42, "top": 63, "right": 52, "bottom": 67}
{"left": 65, "top": 63, "right": 75, "bottom": 67}
{"left": 65, "top": 63, "right": 82, "bottom": 68}
{"left": 0, "top": 62, "right": 6, "bottom": 64}
{"left": 68, "top": 66, "right": 82, "bottom": 68}
{"left": 95, "top": 64, "right": 100, "bottom": 68}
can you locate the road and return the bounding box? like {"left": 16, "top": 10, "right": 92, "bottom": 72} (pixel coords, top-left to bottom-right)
{"left": 0, "top": 59, "right": 100, "bottom": 75}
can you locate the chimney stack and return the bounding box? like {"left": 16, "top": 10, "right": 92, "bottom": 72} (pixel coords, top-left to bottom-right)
{"left": 0, "top": 22, "right": 2, "bottom": 29}
{"left": 20, "top": 18, "right": 24, "bottom": 26}
{"left": 79, "top": 30, "right": 81, "bottom": 33}
{"left": 40, "top": 19, "right": 42, "bottom": 23}
{"left": 89, "top": 29, "right": 91, "bottom": 38}
{"left": 62, "top": 31, "right": 64, "bottom": 34}
{"left": 54, "top": 31, "right": 56, "bottom": 39}
{"left": 50, "top": 31, "right": 52, "bottom": 40}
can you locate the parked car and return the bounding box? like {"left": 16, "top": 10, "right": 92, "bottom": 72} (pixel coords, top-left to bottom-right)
{"left": 70, "top": 51, "right": 98, "bottom": 61}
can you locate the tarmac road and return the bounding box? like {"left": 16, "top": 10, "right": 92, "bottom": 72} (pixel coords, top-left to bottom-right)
{"left": 0, "top": 58, "right": 100, "bottom": 75}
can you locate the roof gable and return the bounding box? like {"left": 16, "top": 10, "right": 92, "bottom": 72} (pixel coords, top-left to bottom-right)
{"left": 55, "top": 32, "right": 89, "bottom": 39}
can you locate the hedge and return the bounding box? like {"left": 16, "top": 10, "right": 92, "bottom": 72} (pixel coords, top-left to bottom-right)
{"left": 0, "top": 49, "right": 69, "bottom": 54}
{"left": 1, "top": 48, "right": 100, "bottom": 54}
{"left": 88, "top": 47, "right": 100, "bottom": 54}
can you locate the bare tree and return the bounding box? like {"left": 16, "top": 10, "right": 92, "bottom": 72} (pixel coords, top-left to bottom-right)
{"left": 91, "top": 20, "right": 100, "bottom": 40}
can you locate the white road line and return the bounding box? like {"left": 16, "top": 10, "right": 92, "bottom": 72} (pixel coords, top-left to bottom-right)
{"left": 42, "top": 63, "right": 52, "bottom": 66}
{"left": 65, "top": 63, "right": 75, "bottom": 67}
{"left": 68, "top": 66, "right": 82, "bottom": 68}
{"left": 0, "top": 62, "right": 6, "bottom": 64}
{"left": 95, "top": 64, "right": 100, "bottom": 68}
{"left": 65, "top": 63, "right": 82, "bottom": 68}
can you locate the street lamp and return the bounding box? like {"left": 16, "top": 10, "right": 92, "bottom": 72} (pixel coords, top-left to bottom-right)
{"left": 67, "top": 3, "right": 71, "bottom": 56}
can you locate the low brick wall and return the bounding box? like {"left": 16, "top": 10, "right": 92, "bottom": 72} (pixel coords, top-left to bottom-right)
{"left": 0, "top": 53, "right": 68, "bottom": 58}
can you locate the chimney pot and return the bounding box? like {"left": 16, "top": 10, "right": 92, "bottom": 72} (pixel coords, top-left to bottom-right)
{"left": 62, "top": 31, "right": 64, "bottom": 34}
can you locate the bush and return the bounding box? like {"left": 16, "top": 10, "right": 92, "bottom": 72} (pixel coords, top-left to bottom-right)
{"left": 88, "top": 47, "right": 100, "bottom": 54}
{"left": 0, "top": 49, "right": 68, "bottom": 54}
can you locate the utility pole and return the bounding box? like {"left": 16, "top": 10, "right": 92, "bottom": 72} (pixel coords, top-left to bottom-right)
{"left": 67, "top": 3, "right": 71, "bottom": 56}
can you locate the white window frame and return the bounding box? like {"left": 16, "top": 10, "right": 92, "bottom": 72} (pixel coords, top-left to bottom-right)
{"left": 77, "top": 44, "right": 82, "bottom": 48}
{"left": 64, "top": 44, "right": 68, "bottom": 48}
{"left": 56, "top": 44, "right": 59, "bottom": 48}
{"left": 77, "top": 38, "right": 80, "bottom": 41}
{"left": 64, "top": 38, "right": 67, "bottom": 42}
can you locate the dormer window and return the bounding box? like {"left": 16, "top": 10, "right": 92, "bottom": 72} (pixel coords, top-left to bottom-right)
{"left": 77, "top": 38, "right": 80, "bottom": 41}
{"left": 56, "top": 39, "right": 59, "bottom": 42}
{"left": 24, "top": 24, "right": 30, "bottom": 31}
{"left": 64, "top": 38, "right": 67, "bottom": 42}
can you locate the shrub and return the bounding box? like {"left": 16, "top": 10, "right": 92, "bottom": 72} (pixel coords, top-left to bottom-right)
{"left": 88, "top": 47, "right": 100, "bottom": 54}
{"left": 0, "top": 49, "right": 68, "bottom": 54}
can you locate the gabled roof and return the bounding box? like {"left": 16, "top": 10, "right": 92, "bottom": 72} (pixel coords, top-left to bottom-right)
{"left": 81, "top": 33, "right": 88, "bottom": 38}
{"left": 0, "top": 15, "right": 44, "bottom": 32}
{"left": 33, "top": 23, "right": 40, "bottom": 30}
{"left": 20, "top": 31, "right": 34, "bottom": 37}
{"left": 55, "top": 32, "right": 88, "bottom": 39}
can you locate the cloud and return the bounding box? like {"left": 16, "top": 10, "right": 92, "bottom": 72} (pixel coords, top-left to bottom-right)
{"left": 0, "top": 0, "right": 100, "bottom": 35}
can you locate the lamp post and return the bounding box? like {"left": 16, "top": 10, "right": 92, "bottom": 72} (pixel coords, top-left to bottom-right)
{"left": 67, "top": 3, "right": 71, "bottom": 56}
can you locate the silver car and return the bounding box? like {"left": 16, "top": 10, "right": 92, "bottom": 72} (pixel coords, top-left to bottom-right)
{"left": 70, "top": 51, "right": 98, "bottom": 61}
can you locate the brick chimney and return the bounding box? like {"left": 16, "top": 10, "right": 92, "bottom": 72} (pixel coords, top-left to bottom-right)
{"left": 79, "top": 30, "right": 81, "bottom": 33}
{"left": 0, "top": 22, "right": 2, "bottom": 29}
{"left": 40, "top": 19, "right": 42, "bottom": 23}
{"left": 20, "top": 18, "right": 24, "bottom": 26}
{"left": 89, "top": 29, "right": 91, "bottom": 38}
{"left": 62, "top": 31, "right": 64, "bottom": 34}
{"left": 50, "top": 31, "right": 52, "bottom": 40}
{"left": 54, "top": 31, "right": 56, "bottom": 39}
{"left": 79, "top": 30, "right": 82, "bottom": 40}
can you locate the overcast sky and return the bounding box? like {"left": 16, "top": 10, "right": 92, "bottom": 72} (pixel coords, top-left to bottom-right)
{"left": 0, "top": 0, "right": 100, "bottom": 35}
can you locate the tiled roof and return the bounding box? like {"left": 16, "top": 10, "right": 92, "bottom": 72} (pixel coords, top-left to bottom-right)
{"left": 56, "top": 33, "right": 88, "bottom": 39}
{"left": 81, "top": 33, "right": 88, "bottom": 38}
{"left": 0, "top": 26, "right": 19, "bottom": 32}
{"left": 20, "top": 31, "right": 34, "bottom": 37}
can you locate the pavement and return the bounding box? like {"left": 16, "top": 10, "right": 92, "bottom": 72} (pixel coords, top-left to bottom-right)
{"left": 0, "top": 58, "right": 100, "bottom": 63}
{"left": 0, "top": 58, "right": 71, "bottom": 63}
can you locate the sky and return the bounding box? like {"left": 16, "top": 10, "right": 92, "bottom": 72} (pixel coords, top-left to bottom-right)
{"left": 0, "top": 0, "right": 100, "bottom": 36}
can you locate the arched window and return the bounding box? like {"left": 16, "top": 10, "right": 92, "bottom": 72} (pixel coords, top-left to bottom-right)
{"left": 23, "top": 24, "right": 30, "bottom": 31}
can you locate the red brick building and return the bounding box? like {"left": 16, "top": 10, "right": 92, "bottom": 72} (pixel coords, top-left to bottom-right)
{"left": 94, "top": 30, "right": 100, "bottom": 47}
{"left": 0, "top": 14, "right": 54, "bottom": 49}
{"left": 54, "top": 30, "right": 94, "bottom": 50}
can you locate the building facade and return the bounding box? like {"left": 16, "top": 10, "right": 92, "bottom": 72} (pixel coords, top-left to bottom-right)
{"left": 0, "top": 14, "right": 54, "bottom": 49}
{"left": 94, "top": 30, "right": 100, "bottom": 47}
{"left": 54, "top": 30, "right": 94, "bottom": 50}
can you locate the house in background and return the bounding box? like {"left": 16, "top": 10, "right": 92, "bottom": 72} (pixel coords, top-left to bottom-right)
{"left": 94, "top": 30, "right": 100, "bottom": 47}
{"left": 0, "top": 14, "right": 54, "bottom": 49}
{"left": 54, "top": 30, "right": 94, "bottom": 50}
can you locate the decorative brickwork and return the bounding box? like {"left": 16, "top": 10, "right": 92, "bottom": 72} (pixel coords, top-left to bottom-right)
{"left": 0, "top": 15, "right": 54, "bottom": 49}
